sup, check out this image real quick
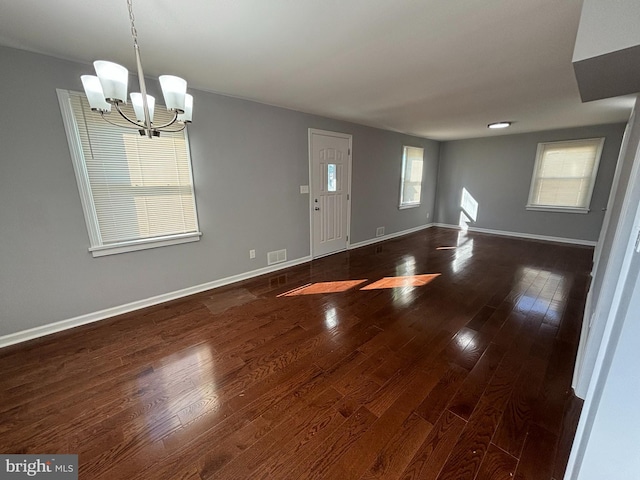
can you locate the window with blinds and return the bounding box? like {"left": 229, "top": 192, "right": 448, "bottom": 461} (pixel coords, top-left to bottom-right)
{"left": 399, "top": 146, "right": 424, "bottom": 208}
{"left": 527, "top": 138, "right": 604, "bottom": 214}
{"left": 57, "top": 89, "right": 201, "bottom": 257}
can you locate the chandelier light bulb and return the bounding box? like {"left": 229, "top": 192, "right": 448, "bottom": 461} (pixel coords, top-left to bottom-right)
{"left": 93, "top": 61, "right": 129, "bottom": 104}
{"left": 177, "top": 94, "right": 193, "bottom": 123}
{"left": 81, "top": 75, "right": 111, "bottom": 112}
{"left": 159, "top": 75, "right": 188, "bottom": 112}
{"left": 130, "top": 93, "right": 156, "bottom": 123}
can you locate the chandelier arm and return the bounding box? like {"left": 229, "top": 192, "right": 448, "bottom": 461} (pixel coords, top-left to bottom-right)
{"left": 149, "top": 111, "right": 180, "bottom": 130}
{"left": 108, "top": 105, "right": 145, "bottom": 128}
{"left": 101, "top": 109, "right": 186, "bottom": 134}
{"left": 154, "top": 123, "right": 187, "bottom": 133}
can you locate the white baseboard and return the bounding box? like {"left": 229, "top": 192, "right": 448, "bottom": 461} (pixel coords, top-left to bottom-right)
{"left": 434, "top": 223, "right": 597, "bottom": 247}
{"left": 432, "top": 223, "right": 457, "bottom": 229}
{"left": 349, "top": 223, "right": 434, "bottom": 250}
{"left": 0, "top": 256, "right": 312, "bottom": 349}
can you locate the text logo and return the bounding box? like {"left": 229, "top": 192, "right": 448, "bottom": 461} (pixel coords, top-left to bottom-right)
{"left": 0, "top": 455, "right": 77, "bottom": 479}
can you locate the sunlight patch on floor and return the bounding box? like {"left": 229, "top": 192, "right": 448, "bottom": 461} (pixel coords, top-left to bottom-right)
{"left": 361, "top": 274, "right": 441, "bottom": 290}
{"left": 278, "top": 280, "right": 368, "bottom": 296}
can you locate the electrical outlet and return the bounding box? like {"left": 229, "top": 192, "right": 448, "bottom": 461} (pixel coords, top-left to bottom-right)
{"left": 427, "top": 212, "right": 430, "bottom": 220}
{"left": 249, "top": 249, "right": 256, "bottom": 259}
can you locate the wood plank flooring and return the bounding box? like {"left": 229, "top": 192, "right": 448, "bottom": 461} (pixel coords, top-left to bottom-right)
{"left": 0, "top": 227, "right": 589, "bottom": 479}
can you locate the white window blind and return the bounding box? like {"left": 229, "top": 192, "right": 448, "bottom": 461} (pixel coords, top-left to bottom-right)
{"left": 527, "top": 138, "right": 604, "bottom": 214}
{"left": 399, "top": 146, "right": 424, "bottom": 208}
{"left": 58, "top": 89, "right": 201, "bottom": 257}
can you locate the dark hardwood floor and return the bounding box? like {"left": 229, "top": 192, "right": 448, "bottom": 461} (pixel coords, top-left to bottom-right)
{"left": 0, "top": 227, "right": 589, "bottom": 479}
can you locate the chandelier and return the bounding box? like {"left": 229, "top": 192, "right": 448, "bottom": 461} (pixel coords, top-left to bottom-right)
{"left": 80, "top": 0, "right": 193, "bottom": 138}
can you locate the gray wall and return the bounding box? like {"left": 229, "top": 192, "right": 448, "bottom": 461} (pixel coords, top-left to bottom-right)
{"left": 0, "top": 46, "right": 438, "bottom": 338}
{"left": 435, "top": 124, "right": 626, "bottom": 242}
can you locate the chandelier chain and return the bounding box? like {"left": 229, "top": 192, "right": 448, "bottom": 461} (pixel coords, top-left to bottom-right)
{"left": 127, "top": 0, "right": 138, "bottom": 47}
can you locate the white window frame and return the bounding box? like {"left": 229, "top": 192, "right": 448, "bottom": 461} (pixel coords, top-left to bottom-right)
{"left": 399, "top": 145, "right": 424, "bottom": 209}
{"left": 57, "top": 89, "right": 202, "bottom": 257}
{"left": 526, "top": 137, "right": 605, "bottom": 215}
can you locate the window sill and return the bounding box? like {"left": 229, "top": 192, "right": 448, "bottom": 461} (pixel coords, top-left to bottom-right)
{"left": 526, "top": 205, "right": 589, "bottom": 215}
{"left": 89, "top": 232, "right": 203, "bottom": 257}
{"left": 399, "top": 203, "right": 421, "bottom": 210}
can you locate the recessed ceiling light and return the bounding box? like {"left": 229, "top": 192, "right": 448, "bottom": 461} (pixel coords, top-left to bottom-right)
{"left": 488, "top": 121, "right": 512, "bottom": 129}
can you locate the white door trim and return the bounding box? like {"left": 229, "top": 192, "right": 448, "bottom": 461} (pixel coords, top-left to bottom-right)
{"left": 308, "top": 128, "right": 353, "bottom": 259}
{"left": 566, "top": 96, "right": 640, "bottom": 478}
{"left": 571, "top": 120, "right": 633, "bottom": 399}
{"left": 565, "top": 188, "right": 640, "bottom": 479}
{"left": 573, "top": 105, "right": 640, "bottom": 398}
{"left": 572, "top": 116, "right": 634, "bottom": 396}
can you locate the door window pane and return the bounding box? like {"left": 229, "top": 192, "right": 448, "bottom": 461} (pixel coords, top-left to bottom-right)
{"left": 328, "top": 164, "right": 337, "bottom": 192}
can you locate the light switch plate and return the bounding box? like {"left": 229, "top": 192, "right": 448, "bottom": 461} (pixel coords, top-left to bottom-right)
{"left": 300, "top": 185, "right": 309, "bottom": 194}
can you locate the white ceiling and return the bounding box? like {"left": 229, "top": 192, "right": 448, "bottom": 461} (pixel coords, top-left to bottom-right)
{"left": 0, "top": 0, "right": 634, "bottom": 140}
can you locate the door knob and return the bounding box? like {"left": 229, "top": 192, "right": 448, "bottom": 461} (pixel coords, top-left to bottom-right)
{"left": 314, "top": 207, "right": 320, "bottom": 211}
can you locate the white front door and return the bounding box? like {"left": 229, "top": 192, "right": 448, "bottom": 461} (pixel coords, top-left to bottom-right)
{"left": 309, "top": 129, "right": 352, "bottom": 258}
